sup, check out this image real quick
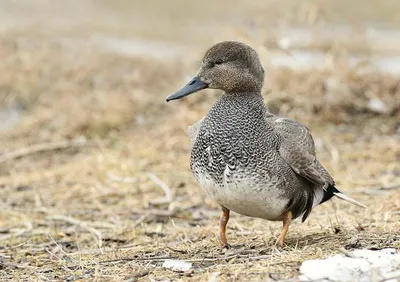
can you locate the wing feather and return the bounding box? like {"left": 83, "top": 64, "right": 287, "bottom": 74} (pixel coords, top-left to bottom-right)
{"left": 270, "top": 117, "right": 334, "bottom": 189}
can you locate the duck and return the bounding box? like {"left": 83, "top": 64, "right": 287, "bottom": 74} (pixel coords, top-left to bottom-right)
{"left": 166, "top": 41, "right": 366, "bottom": 248}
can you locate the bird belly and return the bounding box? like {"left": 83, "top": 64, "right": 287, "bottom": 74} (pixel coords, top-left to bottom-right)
{"left": 194, "top": 167, "right": 289, "bottom": 221}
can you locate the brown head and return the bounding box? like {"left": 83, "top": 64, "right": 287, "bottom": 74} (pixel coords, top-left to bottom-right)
{"left": 166, "top": 41, "right": 265, "bottom": 102}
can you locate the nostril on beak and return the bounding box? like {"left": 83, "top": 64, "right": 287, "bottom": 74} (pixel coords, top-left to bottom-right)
{"left": 188, "top": 79, "right": 197, "bottom": 85}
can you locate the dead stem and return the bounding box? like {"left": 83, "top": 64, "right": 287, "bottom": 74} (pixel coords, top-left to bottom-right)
{"left": 47, "top": 215, "right": 103, "bottom": 248}
{"left": 107, "top": 173, "right": 138, "bottom": 184}
{"left": 0, "top": 221, "right": 33, "bottom": 241}
{"left": 0, "top": 138, "right": 94, "bottom": 164}
{"left": 147, "top": 173, "right": 174, "bottom": 205}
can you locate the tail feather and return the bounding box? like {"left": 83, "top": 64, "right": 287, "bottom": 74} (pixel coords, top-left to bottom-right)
{"left": 321, "top": 185, "right": 366, "bottom": 209}
{"left": 333, "top": 191, "right": 367, "bottom": 208}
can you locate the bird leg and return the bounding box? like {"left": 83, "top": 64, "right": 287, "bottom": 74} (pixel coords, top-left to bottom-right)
{"left": 275, "top": 210, "right": 292, "bottom": 247}
{"left": 219, "top": 206, "right": 230, "bottom": 248}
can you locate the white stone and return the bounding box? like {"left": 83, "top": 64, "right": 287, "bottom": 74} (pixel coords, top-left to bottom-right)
{"left": 368, "top": 98, "right": 389, "bottom": 114}
{"left": 162, "top": 259, "right": 192, "bottom": 272}
{"left": 299, "top": 248, "right": 400, "bottom": 282}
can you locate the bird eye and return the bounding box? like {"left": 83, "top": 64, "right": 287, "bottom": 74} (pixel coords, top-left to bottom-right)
{"left": 214, "top": 60, "right": 223, "bottom": 65}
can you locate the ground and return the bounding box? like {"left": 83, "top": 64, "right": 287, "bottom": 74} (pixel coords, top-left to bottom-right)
{"left": 0, "top": 1, "right": 400, "bottom": 281}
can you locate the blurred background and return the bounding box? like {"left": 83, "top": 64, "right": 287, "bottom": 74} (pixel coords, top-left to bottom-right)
{"left": 1, "top": 0, "right": 399, "bottom": 281}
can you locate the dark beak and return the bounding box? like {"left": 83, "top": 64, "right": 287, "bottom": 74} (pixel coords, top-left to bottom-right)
{"left": 166, "top": 77, "right": 208, "bottom": 102}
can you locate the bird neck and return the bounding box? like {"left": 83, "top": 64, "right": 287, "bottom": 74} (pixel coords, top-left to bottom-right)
{"left": 209, "top": 91, "right": 267, "bottom": 119}
{"left": 219, "top": 91, "right": 264, "bottom": 106}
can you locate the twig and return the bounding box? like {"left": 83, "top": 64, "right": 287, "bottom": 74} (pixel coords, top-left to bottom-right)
{"left": 166, "top": 246, "right": 187, "bottom": 254}
{"left": 37, "top": 252, "right": 289, "bottom": 275}
{"left": 45, "top": 248, "right": 66, "bottom": 264}
{"left": 99, "top": 251, "right": 270, "bottom": 264}
{"left": 232, "top": 219, "right": 245, "bottom": 232}
{"left": 131, "top": 208, "right": 177, "bottom": 217}
{"left": 0, "top": 138, "right": 93, "bottom": 164}
{"left": 47, "top": 215, "right": 102, "bottom": 248}
{"left": 248, "top": 255, "right": 272, "bottom": 261}
{"left": 133, "top": 215, "right": 147, "bottom": 228}
{"left": 107, "top": 173, "right": 138, "bottom": 184}
{"left": 338, "top": 247, "right": 357, "bottom": 258}
{"left": 9, "top": 239, "right": 32, "bottom": 250}
{"left": 48, "top": 234, "right": 73, "bottom": 260}
{"left": 374, "top": 183, "right": 400, "bottom": 190}
{"left": 0, "top": 261, "right": 34, "bottom": 269}
{"left": 147, "top": 173, "right": 174, "bottom": 205}
{"left": 100, "top": 255, "right": 174, "bottom": 264}
{"left": 362, "top": 183, "right": 400, "bottom": 195}
{"left": 0, "top": 221, "right": 33, "bottom": 241}
{"left": 73, "top": 254, "right": 240, "bottom": 268}
{"left": 67, "top": 242, "right": 154, "bottom": 257}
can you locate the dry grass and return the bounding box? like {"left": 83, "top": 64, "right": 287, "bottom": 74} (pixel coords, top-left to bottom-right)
{"left": 1, "top": 20, "right": 400, "bottom": 282}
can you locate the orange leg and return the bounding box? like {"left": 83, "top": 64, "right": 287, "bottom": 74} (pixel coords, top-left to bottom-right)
{"left": 275, "top": 211, "right": 292, "bottom": 247}
{"left": 219, "top": 206, "right": 230, "bottom": 248}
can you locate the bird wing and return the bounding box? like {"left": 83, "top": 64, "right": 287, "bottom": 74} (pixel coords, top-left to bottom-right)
{"left": 187, "top": 117, "right": 205, "bottom": 149}
{"left": 270, "top": 116, "right": 334, "bottom": 189}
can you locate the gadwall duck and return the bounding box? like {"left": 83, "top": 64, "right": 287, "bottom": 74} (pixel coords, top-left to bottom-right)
{"left": 166, "top": 41, "right": 365, "bottom": 248}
